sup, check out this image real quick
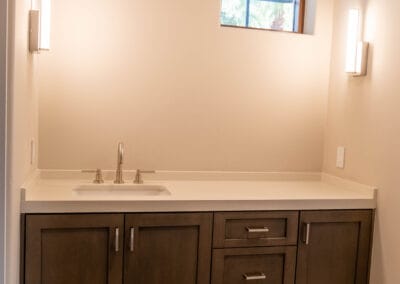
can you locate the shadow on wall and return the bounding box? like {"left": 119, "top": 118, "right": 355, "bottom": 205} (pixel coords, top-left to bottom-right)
{"left": 369, "top": 211, "right": 385, "bottom": 283}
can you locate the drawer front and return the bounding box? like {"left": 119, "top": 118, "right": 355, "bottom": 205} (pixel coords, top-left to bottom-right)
{"left": 211, "top": 247, "right": 296, "bottom": 284}
{"left": 213, "top": 211, "right": 299, "bottom": 248}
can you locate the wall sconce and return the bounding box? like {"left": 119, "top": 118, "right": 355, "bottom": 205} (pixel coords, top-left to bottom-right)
{"left": 346, "top": 9, "right": 369, "bottom": 77}
{"left": 29, "top": 0, "right": 51, "bottom": 53}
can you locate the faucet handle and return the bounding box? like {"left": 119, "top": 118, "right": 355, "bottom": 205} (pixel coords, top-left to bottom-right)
{"left": 82, "top": 169, "right": 104, "bottom": 184}
{"left": 117, "top": 142, "right": 124, "bottom": 164}
{"left": 134, "top": 169, "right": 156, "bottom": 184}
{"left": 139, "top": 170, "right": 156, "bottom": 174}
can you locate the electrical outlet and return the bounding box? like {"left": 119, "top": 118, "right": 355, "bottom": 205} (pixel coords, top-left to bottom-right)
{"left": 336, "top": 146, "right": 346, "bottom": 169}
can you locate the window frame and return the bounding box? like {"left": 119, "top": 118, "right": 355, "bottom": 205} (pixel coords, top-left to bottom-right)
{"left": 221, "top": 0, "right": 306, "bottom": 34}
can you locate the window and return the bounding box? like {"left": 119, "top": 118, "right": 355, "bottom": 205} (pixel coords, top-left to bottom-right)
{"left": 220, "top": 0, "right": 306, "bottom": 33}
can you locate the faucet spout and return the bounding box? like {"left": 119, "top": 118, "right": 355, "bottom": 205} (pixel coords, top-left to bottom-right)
{"left": 114, "top": 142, "right": 124, "bottom": 184}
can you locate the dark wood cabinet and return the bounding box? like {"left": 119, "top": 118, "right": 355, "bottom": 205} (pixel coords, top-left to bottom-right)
{"left": 23, "top": 213, "right": 212, "bottom": 284}
{"left": 22, "top": 210, "right": 373, "bottom": 284}
{"left": 212, "top": 211, "right": 298, "bottom": 284}
{"left": 296, "top": 210, "right": 373, "bottom": 284}
{"left": 212, "top": 246, "right": 297, "bottom": 284}
{"left": 213, "top": 211, "right": 298, "bottom": 248}
{"left": 24, "top": 214, "right": 124, "bottom": 284}
{"left": 124, "top": 213, "right": 213, "bottom": 284}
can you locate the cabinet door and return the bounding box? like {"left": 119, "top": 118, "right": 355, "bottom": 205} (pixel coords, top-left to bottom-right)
{"left": 124, "top": 213, "right": 213, "bottom": 284}
{"left": 25, "top": 214, "right": 124, "bottom": 284}
{"left": 212, "top": 246, "right": 297, "bottom": 284}
{"left": 296, "top": 210, "right": 373, "bottom": 284}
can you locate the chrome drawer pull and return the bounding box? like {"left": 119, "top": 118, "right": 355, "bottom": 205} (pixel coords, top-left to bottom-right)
{"left": 130, "top": 227, "right": 135, "bottom": 252}
{"left": 115, "top": 227, "right": 120, "bottom": 252}
{"left": 243, "top": 272, "right": 266, "bottom": 281}
{"left": 246, "top": 227, "right": 270, "bottom": 233}
{"left": 305, "top": 223, "right": 311, "bottom": 245}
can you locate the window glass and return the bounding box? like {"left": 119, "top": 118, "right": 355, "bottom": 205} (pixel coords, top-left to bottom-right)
{"left": 220, "top": 0, "right": 247, "bottom": 27}
{"left": 221, "top": 0, "right": 303, "bottom": 33}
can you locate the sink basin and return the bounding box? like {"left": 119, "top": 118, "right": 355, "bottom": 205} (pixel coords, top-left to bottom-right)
{"left": 73, "top": 184, "right": 171, "bottom": 197}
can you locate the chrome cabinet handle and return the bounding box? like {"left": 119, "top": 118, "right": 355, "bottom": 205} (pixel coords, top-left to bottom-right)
{"left": 243, "top": 272, "right": 266, "bottom": 281}
{"left": 130, "top": 227, "right": 135, "bottom": 252}
{"left": 246, "top": 227, "right": 270, "bottom": 233}
{"left": 115, "top": 228, "right": 120, "bottom": 252}
{"left": 304, "top": 223, "right": 311, "bottom": 245}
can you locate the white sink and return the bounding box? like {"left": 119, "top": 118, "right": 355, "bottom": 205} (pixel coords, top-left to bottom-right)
{"left": 73, "top": 183, "right": 171, "bottom": 197}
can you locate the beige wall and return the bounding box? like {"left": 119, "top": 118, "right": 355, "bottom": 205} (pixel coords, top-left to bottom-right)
{"left": 37, "top": 0, "right": 334, "bottom": 171}
{"left": 324, "top": 0, "right": 400, "bottom": 282}
{"left": 9, "top": 0, "right": 400, "bottom": 282}
{"left": 6, "top": 0, "right": 38, "bottom": 283}
{"left": 0, "top": 0, "right": 8, "bottom": 281}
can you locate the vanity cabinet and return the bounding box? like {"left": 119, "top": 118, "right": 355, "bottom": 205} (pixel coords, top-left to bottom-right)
{"left": 296, "top": 210, "right": 373, "bottom": 284}
{"left": 24, "top": 214, "right": 124, "bottom": 284}
{"left": 213, "top": 211, "right": 299, "bottom": 248}
{"left": 211, "top": 212, "right": 298, "bottom": 284}
{"left": 21, "top": 210, "right": 373, "bottom": 284}
{"left": 124, "top": 213, "right": 212, "bottom": 284}
{"left": 212, "top": 247, "right": 297, "bottom": 284}
{"left": 22, "top": 213, "right": 212, "bottom": 284}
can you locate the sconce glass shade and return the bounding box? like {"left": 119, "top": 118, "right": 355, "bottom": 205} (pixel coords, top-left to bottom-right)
{"left": 346, "top": 9, "right": 360, "bottom": 73}
{"left": 345, "top": 9, "right": 368, "bottom": 76}
{"left": 40, "top": 0, "right": 51, "bottom": 50}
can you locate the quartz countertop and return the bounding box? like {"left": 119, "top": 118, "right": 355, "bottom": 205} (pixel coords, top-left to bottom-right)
{"left": 21, "top": 170, "right": 377, "bottom": 213}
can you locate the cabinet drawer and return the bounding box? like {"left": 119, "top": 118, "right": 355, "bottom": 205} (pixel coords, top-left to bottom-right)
{"left": 211, "top": 247, "right": 296, "bottom": 284}
{"left": 213, "top": 211, "right": 298, "bottom": 248}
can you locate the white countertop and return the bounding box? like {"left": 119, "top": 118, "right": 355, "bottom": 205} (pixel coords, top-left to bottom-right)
{"left": 21, "top": 170, "right": 377, "bottom": 213}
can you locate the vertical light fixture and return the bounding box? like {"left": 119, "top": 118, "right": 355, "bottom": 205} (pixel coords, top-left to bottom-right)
{"left": 29, "top": 0, "right": 51, "bottom": 53}
{"left": 39, "top": 0, "right": 51, "bottom": 50}
{"left": 346, "top": 9, "right": 369, "bottom": 76}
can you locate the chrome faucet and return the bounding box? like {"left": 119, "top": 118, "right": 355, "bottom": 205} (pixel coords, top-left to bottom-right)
{"left": 114, "top": 142, "right": 124, "bottom": 184}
